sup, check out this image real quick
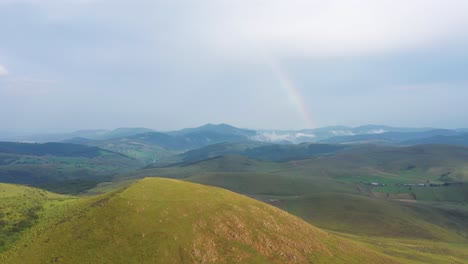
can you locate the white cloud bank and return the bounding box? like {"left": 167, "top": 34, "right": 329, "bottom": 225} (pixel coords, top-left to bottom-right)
{"left": 5, "top": 0, "right": 468, "bottom": 60}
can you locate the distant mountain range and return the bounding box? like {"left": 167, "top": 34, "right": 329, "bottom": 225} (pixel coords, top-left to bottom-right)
{"left": 3, "top": 124, "right": 468, "bottom": 165}
{"left": 2, "top": 123, "right": 462, "bottom": 143}
{"left": 0, "top": 127, "right": 155, "bottom": 143}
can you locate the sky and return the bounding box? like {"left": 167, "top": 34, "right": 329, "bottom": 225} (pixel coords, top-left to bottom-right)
{"left": 1, "top": 0, "right": 468, "bottom": 132}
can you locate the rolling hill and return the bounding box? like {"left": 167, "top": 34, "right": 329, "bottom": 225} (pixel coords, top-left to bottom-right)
{"left": 0, "top": 178, "right": 400, "bottom": 264}
{"left": 126, "top": 145, "right": 468, "bottom": 246}
{"left": 81, "top": 124, "right": 260, "bottom": 165}
{"left": 403, "top": 133, "right": 468, "bottom": 146}
{"left": 145, "top": 141, "right": 349, "bottom": 167}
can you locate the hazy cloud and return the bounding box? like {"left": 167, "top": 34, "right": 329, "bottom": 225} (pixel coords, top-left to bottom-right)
{"left": 0, "top": 64, "right": 9, "bottom": 76}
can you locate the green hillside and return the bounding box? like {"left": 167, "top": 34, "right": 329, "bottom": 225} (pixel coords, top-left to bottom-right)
{"left": 0, "top": 183, "right": 76, "bottom": 252}
{"left": 1, "top": 178, "right": 399, "bottom": 264}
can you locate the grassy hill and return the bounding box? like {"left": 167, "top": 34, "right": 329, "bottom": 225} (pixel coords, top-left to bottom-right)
{"left": 1, "top": 178, "right": 399, "bottom": 264}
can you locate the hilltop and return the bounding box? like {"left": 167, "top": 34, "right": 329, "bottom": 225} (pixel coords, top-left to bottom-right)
{"left": 2, "top": 178, "right": 398, "bottom": 264}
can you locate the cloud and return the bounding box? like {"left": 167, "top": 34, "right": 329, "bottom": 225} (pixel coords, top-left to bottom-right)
{"left": 331, "top": 130, "right": 355, "bottom": 136}
{"left": 368, "top": 129, "right": 386, "bottom": 134}
{"left": 201, "top": 0, "right": 468, "bottom": 57}
{"left": 1, "top": 0, "right": 468, "bottom": 130}
{"left": 0, "top": 64, "right": 9, "bottom": 76}
{"left": 4, "top": 0, "right": 468, "bottom": 60}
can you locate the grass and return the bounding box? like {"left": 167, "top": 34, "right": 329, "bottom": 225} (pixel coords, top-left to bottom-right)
{"left": 1, "top": 178, "right": 401, "bottom": 264}
{"left": 2, "top": 143, "right": 467, "bottom": 263}
{"left": 0, "top": 183, "right": 76, "bottom": 252}
{"left": 337, "top": 233, "right": 468, "bottom": 264}
{"left": 121, "top": 147, "right": 468, "bottom": 245}
{"left": 271, "top": 192, "right": 468, "bottom": 242}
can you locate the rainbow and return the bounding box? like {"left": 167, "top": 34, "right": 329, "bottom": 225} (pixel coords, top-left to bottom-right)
{"left": 267, "top": 56, "right": 315, "bottom": 129}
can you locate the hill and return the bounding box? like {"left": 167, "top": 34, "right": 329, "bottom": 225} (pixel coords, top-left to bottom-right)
{"left": 1, "top": 128, "right": 155, "bottom": 143}
{"left": 146, "top": 142, "right": 349, "bottom": 167}
{"left": 403, "top": 133, "right": 468, "bottom": 146}
{"left": 168, "top": 123, "right": 256, "bottom": 137}
{"left": 139, "top": 144, "right": 468, "bottom": 184}
{"left": 243, "top": 143, "right": 347, "bottom": 162}
{"left": 83, "top": 124, "right": 260, "bottom": 165}
{"left": 84, "top": 135, "right": 178, "bottom": 165}
{"left": 0, "top": 142, "right": 141, "bottom": 193}
{"left": 1, "top": 178, "right": 399, "bottom": 264}
{"left": 127, "top": 146, "right": 468, "bottom": 242}
{"left": 139, "top": 124, "right": 255, "bottom": 151}
{"left": 0, "top": 142, "right": 107, "bottom": 158}
{"left": 117, "top": 148, "right": 468, "bottom": 263}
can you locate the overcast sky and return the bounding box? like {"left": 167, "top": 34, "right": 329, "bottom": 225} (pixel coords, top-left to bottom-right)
{"left": 1, "top": 0, "right": 468, "bottom": 132}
